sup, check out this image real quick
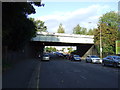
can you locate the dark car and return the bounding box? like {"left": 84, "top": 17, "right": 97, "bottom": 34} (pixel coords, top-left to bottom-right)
{"left": 102, "top": 55, "right": 120, "bottom": 67}
{"left": 58, "top": 53, "right": 64, "bottom": 57}
{"left": 66, "top": 54, "right": 73, "bottom": 60}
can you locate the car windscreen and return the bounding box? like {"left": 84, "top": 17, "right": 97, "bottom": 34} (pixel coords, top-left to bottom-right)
{"left": 74, "top": 55, "right": 80, "bottom": 57}
{"left": 44, "top": 55, "right": 49, "bottom": 57}
{"left": 91, "top": 56, "right": 99, "bottom": 58}
{"left": 113, "top": 56, "right": 120, "bottom": 60}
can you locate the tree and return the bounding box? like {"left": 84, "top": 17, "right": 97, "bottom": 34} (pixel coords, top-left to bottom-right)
{"left": 2, "top": 2, "right": 43, "bottom": 51}
{"left": 71, "top": 50, "right": 77, "bottom": 54}
{"left": 67, "top": 48, "right": 73, "bottom": 53}
{"left": 87, "top": 29, "right": 95, "bottom": 35}
{"left": 81, "top": 27, "right": 87, "bottom": 35}
{"left": 29, "top": 18, "right": 47, "bottom": 32}
{"left": 45, "top": 47, "right": 57, "bottom": 52}
{"left": 62, "top": 48, "right": 65, "bottom": 52}
{"left": 52, "top": 47, "right": 57, "bottom": 52}
{"left": 57, "top": 23, "right": 65, "bottom": 33}
{"left": 94, "top": 11, "right": 119, "bottom": 55}
{"left": 73, "top": 24, "right": 81, "bottom": 34}
{"left": 73, "top": 24, "right": 87, "bottom": 35}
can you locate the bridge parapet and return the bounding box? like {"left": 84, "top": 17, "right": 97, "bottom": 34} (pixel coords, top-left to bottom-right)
{"left": 32, "top": 32, "right": 94, "bottom": 44}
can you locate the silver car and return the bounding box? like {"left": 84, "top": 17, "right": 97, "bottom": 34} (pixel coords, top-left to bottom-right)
{"left": 71, "top": 55, "right": 81, "bottom": 61}
{"left": 42, "top": 54, "right": 50, "bottom": 61}
{"left": 86, "top": 55, "right": 102, "bottom": 64}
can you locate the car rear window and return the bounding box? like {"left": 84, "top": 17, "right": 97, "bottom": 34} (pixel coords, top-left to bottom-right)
{"left": 113, "top": 56, "right": 120, "bottom": 59}
{"left": 91, "top": 56, "right": 99, "bottom": 58}
{"left": 44, "top": 55, "right": 49, "bottom": 57}
{"left": 74, "top": 55, "right": 80, "bottom": 57}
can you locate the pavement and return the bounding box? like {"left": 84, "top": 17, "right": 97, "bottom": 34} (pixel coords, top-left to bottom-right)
{"left": 2, "top": 58, "right": 41, "bottom": 89}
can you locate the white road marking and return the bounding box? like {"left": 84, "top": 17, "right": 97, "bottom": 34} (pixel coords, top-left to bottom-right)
{"left": 27, "top": 61, "right": 41, "bottom": 88}
{"left": 80, "top": 75, "right": 87, "bottom": 80}
{"left": 37, "top": 62, "right": 41, "bottom": 89}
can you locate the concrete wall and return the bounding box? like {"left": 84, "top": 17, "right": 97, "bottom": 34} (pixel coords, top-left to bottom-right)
{"left": 76, "top": 44, "right": 93, "bottom": 57}
{"left": 2, "top": 46, "right": 26, "bottom": 64}
{"left": 82, "top": 45, "right": 99, "bottom": 59}
{"left": 2, "top": 42, "right": 45, "bottom": 64}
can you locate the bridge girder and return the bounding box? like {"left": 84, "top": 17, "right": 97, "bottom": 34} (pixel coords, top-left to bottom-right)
{"left": 29, "top": 41, "right": 94, "bottom": 57}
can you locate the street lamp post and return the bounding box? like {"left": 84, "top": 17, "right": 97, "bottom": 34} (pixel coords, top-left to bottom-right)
{"left": 100, "top": 24, "right": 102, "bottom": 59}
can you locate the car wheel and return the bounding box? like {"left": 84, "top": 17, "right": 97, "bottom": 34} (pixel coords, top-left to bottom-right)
{"left": 91, "top": 60, "right": 93, "bottom": 63}
{"left": 86, "top": 60, "right": 88, "bottom": 63}
{"left": 91, "top": 60, "right": 94, "bottom": 64}
{"left": 113, "top": 63, "right": 117, "bottom": 68}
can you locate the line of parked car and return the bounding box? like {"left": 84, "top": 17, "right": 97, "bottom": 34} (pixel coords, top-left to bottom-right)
{"left": 85, "top": 55, "right": 120, "bottom": 68}
{"left": 65, "top": 54, "right": 120, "bottom": 68}
{"left": 40, "top": 52, "right": 120, "bottom": 68}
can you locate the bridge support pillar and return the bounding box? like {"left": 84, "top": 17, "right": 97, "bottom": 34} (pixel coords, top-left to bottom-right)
{"left": 76, "top": 44, "right": 93, "bottom": 57}
{"left": 82, "top": 45, "right": 98, "bottom": 59}
{"left": 24, "top": 42, "right": 45, "bottom": 59}
{"left": 77, "top": 45, "right": 98, "bottom": 59}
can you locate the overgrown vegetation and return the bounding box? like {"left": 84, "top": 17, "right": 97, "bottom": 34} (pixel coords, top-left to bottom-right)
{"left": 94, "top": 11, "right": 119, "bottom": 55}
{"left": 45, "top": 47, "right": 57, "bottom": 52}
{"left": 29, "top": 18, "right": 47, "bottom": 32}
{"left": 2, "top": 2, "right": 42, "bottom": 51}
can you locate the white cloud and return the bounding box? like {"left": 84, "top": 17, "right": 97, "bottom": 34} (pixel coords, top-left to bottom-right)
{"left": 43, "top": 0, "right": 119, "bottom": 2}
{"left": 36, "top": 4, "right": 111, "bottom": 33}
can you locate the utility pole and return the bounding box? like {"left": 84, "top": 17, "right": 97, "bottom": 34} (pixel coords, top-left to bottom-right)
{"left": 100, "top": 24, "right": 102, "bottom": 59}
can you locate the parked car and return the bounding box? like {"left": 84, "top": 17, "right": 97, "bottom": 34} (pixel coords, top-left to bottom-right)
{"left": 102, "top": 55, "right": 120, "bottom": 67}
{"left": 57, "top": 53, "right": 64, "bottom": 57}
{"left": 85, "top": 55, "right": 102, "bottom": 64}
{"left": 64, "top": 54, "right": 69, "bottom": 59}
{"left": 42, "top": 54, "right": 50, "bottom": 61}
{"left": 71, "top": 55, "right": 81, "bottom": 61}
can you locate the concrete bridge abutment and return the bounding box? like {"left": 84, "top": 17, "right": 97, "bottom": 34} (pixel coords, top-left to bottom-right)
{"left": 77, "top": 45, "right": 99, "bottom": 59}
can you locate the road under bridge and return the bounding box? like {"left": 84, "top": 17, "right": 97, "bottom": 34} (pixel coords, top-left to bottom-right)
{"left": 24, "top": 32, "right": 98, "bottom": 59}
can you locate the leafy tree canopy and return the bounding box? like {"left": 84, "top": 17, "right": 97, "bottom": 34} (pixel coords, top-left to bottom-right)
{"left": 87, "top": 29, "right": 96, "bottom": 35}
{"left": 3, "top": 2, "right": 42, "bottom": 51}
{"left": 94, "top": 11, "right": 119, "bottom": 55}
{"left": 73, "top": 24, "right": 81, "bottom": 34}
{"left": 73, "top": 24, "right": 88, "bottom": 35}
{"left": 45, "top": 47, "right": 57, "bottom": 52}
{"left": 57, "top": 23, "right": 65, "bottom": 33}
{"left": 29, "top": 18, "right": 47, "bottom": 32}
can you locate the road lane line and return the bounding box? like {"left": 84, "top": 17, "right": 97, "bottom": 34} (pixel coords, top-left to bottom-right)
{"left": 28, "top": 60, "right": 39, "bottom": 88}
{"left": 37, "top": 62, "right": 41, "bottom": 89}
{"left": 80, "top": 75, "right": 87, "bottom": 80}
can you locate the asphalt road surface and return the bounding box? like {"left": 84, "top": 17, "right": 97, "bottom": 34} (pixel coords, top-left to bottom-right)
{"left": 39, "top": 54, "right": 119, "bottom": 88}
{"left": 2, "top": 54, "right": 120, "bottom": 89}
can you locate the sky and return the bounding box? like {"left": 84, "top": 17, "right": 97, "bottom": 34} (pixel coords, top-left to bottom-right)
{"left": 28, "top": 0, "right": 119, "bottom": 34}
